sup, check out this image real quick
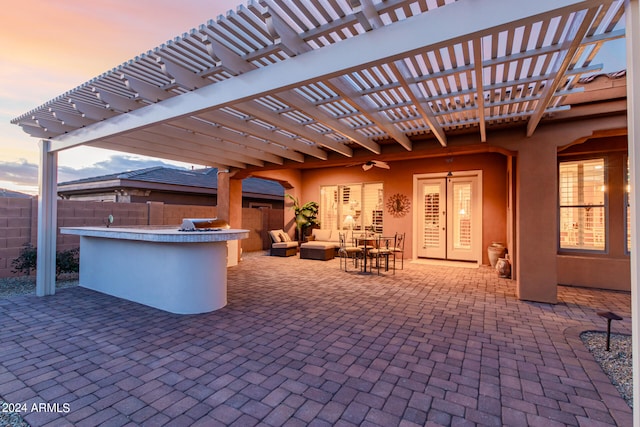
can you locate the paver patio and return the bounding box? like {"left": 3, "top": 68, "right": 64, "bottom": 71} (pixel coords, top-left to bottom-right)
{"left": 0, "top": 252, "right": 632, "bottom": 426}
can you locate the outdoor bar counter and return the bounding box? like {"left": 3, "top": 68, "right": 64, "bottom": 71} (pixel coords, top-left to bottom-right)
{"left": 60, "top": 226, "right": 249, "bottom": 314}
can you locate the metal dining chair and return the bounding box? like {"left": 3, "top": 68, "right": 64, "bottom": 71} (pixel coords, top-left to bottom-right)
{"left": 367, "top": 235, "right": 394, "bottom": 275}
{"left": 392, "top": 232, "right": 405, "bottom": 270}
{"left": 338, "top": 232, "right": 363, "bottom": 271}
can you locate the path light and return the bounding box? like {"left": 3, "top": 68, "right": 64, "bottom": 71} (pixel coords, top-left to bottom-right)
{"left": 597, "top": 311, "right": 623, "bottom": 351}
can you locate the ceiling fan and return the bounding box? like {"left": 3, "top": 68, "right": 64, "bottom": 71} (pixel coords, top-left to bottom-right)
{"left": 361, "top": 160, "right": 390, "bottom": 171}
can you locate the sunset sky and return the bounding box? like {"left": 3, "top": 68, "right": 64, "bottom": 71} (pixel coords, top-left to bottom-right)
{"left": 0, "top": 0, "right": 238, "bottom": 194}
{"left": 0, "top": 1, "right": 628, "bottom": 195}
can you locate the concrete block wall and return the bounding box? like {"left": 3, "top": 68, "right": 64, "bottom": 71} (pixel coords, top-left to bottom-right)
{"left": 57, "top": 200, "right": 148, "bottom": 251}
{"left": 0, "top": 198, "right": 284, "bottom": 278}
{"left": 158, "top": 203, "right": 217, "bottom": 226}
{"left": 0, "top": 198, "right": 34, "bottom": 276}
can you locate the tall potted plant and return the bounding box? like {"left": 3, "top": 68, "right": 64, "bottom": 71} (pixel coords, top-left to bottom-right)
{"left": 285, "top": 194, "right": 319, "bottom": 243}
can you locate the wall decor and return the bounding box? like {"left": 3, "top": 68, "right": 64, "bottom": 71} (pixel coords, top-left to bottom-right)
{"left": 386, "top": 193, "right": 411, "bottom": 218}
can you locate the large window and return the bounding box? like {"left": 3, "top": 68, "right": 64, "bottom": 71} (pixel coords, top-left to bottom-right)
{"left": 559, "top": 159, "right": 606, "bottom": 251}
{"left": 320, "top": 183, "right": 384, "bottom": 232}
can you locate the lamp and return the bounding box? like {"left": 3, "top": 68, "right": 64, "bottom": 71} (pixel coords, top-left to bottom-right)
{"left": 343, "top": 215, "right": 354, "bottom": 230}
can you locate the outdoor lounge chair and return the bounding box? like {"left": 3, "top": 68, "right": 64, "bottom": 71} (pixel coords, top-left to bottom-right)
{"left": 269, "top": 229, "right": 298, "bottom": 257}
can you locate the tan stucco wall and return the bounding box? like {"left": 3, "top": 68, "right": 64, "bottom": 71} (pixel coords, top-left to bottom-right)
{"left": 298, "top": 153, "right": 508, "bottom": 265}
{"left": 557, "top": 256, "right": 630, "bottom": 291}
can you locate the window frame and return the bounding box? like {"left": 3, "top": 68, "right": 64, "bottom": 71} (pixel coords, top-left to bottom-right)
{"left": 557, "top": 156, "right": 609, "bottom": 254}
{"left": 320, "top": 182, "right": 384, "bottom": 232}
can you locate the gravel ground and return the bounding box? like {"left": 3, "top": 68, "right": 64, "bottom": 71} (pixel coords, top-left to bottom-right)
{"left": 0, "top": 276, "right": 633, "bottom": 425}
{"left": 581, "top": 331, "right": 633, "bottom": 407}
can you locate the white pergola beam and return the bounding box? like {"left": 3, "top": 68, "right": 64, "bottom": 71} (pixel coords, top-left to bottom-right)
{"left": 473, "top": 39, "right": 487, "bottom": 142}
{"left": 157, "top": 56, "right": 208, "bottom": 90}
{"left": 70, "top": 99, "right": 116, "bottom": 121}
{"left": 51, "top": 109, "right": 95, "bottom": 127}
{"left": 235, "top": 101, "right": 353, "bottom": 157}
{"left": 130, "top": 128, "right": 260, "bottom": 167}
{"left": 156, "top": 122, "right": 281, "bottom": 165}
{"left": 121, "top": 73, "right": 171, "bottom": 103}
{"left": 94, "top": 89, "right": 140, "bottom": 113}
{"left": 46, "top": 0, "right": 600, "bottom": 153}
{"left": 95, "top": 135, "right": 247, "bottom": 169}
{"left": 275, "top": 91, "right": 381, "bottom": 154}
{"left": 326, "top": 78, "right": 414, "bottom": 151}
{"left": 34, "top": 118, "right": 75, "bottom": 134}
{"left": 176, "top": 117, "right": 300, "bottom": 163}
{"left": 197, "top": 110, "right": 329, "bottom": 160}
{"left": 526, "top": 6, "right": 600, "bottom": 136}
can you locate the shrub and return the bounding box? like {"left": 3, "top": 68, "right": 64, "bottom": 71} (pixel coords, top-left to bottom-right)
{"left": 11, "top": 244, "right": 80, "bottom": 278}
{"left": 56, "top": 248, "right": 79, "bottom": 277}
{"left": 11, "top": 243, "right": 37, "bottom": 276}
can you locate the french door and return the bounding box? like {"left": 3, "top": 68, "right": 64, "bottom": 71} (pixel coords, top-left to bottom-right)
{"left": 416, "top": 173, "right": 481, "bottom": 262}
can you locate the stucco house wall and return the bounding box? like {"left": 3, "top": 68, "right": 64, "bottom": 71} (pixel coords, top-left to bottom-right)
{"left": 299, "top": 152, "right": 508, "bottom": 266}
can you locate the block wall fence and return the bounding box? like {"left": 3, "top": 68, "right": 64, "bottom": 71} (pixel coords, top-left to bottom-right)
{"left": 0, "top": 198, "right": 284, "bottom": 278}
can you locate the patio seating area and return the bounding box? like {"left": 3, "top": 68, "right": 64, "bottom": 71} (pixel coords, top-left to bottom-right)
{"left": 0, "top": 251, "right": 632, "bottom": 426}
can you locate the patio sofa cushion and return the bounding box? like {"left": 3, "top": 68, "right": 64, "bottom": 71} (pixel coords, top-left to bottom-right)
{"left": 307, "top": 229, "right": 354, "bottom": 247}
{"left": 311, "top": 229, "right": 332, "bottom": 242}
{"left": 269, "top": 229, "right": 291, "bottom": 243}
{"left": 272, "top": 241, "right": 298, "bottom": 249}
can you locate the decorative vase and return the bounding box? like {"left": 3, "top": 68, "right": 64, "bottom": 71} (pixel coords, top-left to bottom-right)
{"left": 496, "top": 257, "right": 511, "bottom": 278}
{"left": 487, "top": 242, "right": 506, "bottom": 268}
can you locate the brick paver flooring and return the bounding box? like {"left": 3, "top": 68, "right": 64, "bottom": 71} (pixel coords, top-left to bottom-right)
{"left": 0, "top": 252, "right": 632, "bottom": 426}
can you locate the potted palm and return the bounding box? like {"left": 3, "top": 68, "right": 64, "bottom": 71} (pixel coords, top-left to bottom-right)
{"left": 285, "top": 194, "right": 320, "bottom": 243}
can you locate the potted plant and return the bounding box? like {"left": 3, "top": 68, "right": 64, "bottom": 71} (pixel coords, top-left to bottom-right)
{"left": 285, "top": 194, "right": 320, "bottom": 243}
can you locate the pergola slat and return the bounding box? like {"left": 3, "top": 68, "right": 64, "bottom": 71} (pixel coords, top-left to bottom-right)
{"left": 10, "top": 0, "right": 625, "bottom": 169}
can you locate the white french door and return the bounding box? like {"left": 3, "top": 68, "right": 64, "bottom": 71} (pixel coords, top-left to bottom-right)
{"left": 416, "top": 173, "right": 481, "bottom": 262}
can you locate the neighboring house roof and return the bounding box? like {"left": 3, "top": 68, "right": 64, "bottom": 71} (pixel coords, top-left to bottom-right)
{"left": 0, "top": 188, "right": 33, "bottom": 198}
{"left": 58, "top": 166, "right": 284, "bottom": 198}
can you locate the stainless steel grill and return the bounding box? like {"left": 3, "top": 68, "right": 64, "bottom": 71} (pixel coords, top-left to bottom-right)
{"left": 179, "top": 218, "right": 230, "bottom": 232}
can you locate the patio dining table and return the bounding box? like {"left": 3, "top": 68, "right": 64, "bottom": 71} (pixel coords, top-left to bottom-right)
{"left": 354, "top": 234, "right": 394, "bottom": 274}
{"left": 355, "top": 234, "right": 378, "bottom": 274}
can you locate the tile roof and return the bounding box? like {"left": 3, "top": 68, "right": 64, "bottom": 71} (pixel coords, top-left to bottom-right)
{"left": 0, "top": 188, "right": 33, "bottom": 198}
{"left": 58, "top": 166, "right": 284, "bottom": 196}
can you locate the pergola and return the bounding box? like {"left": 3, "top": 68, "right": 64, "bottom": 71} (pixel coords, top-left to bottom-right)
{"left": 10, "top": 0, "right": 640, "bottom": 419}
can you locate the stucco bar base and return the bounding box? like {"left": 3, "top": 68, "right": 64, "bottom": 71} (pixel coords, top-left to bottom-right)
{"left": 61, "top": 227, "right": 249, "bottom": 314}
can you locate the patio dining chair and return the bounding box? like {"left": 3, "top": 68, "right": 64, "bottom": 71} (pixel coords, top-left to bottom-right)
{"left": 338, "top": 232, "right": 363, "bottom": 271}
{"left": 392, "top": 232, "right": 405, "bottom": 270}
{"left": 367, "top": 235, "right": 394, "bottom": 275}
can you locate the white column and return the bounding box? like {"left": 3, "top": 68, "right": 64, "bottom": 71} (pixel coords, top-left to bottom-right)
{"left": 627, "top": 0, "right": 640, "bottom": 422}
{"left": 36, "top": 140, "right": 58, "bottom": 296}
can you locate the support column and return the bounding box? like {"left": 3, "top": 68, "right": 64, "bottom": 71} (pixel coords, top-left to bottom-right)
{"left": 36, "top": 140, "right": 58, "bottom": 296}
{"left": 626, "top": 0, "right": 640, "bottom": 421}
{"left": 217, "top": 170, "right": 243, "bottom": 263}
{"left": 515, "top": 142, "right": 558, "bottom": 303}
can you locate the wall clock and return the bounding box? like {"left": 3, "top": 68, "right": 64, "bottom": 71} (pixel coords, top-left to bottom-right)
{"left": 386, "top": 193, "right": 411, "bottom": 218}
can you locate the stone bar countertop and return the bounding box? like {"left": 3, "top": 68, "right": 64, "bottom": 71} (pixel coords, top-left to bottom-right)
{"left": 61, "top": 226, "right": 249, "bottom": 243}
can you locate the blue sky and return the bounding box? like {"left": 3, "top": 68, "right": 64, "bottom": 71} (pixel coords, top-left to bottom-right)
{"left": 0, "top": 1, "right": 628, "bottom": 195}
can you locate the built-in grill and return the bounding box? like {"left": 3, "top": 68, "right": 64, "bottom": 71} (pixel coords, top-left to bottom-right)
{"left": 179, "top": 218, "right": 230, "bottom": 232}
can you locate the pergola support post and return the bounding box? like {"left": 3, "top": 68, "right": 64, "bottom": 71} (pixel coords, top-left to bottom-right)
{"left": 626, "top": 0, "right": 640, "bottom": 421}
{"left": 36, "top": 140, "right": 58, "bottom": 296}
{"left": 217, "top": 170, "right": 243, "bottom": 264}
